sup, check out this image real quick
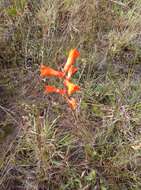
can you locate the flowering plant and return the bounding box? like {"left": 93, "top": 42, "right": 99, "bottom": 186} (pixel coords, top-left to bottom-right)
{"left": 40, "top": 49, "right": 80, "bottom": 110}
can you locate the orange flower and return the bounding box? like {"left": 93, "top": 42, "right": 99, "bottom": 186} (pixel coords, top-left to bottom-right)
{"left": 40, "top": 64, "right": 64, "bottom": 78}
{"left": 64, "top": 80, "right": 80, "bottom": 96}
{"left": 44, "top": 85, "right": 66, "bottom": 95}
{"left": 40, "top": 49, "right": 80, "bottom": 110}
{"left": 67, "top": 98, "right": 77, "bottom": 110}
{"left": 66, "top": 66, "right": 78, "bottom": 80}
{"left": 63, "top": 49, "right": 80, "bottom": 73}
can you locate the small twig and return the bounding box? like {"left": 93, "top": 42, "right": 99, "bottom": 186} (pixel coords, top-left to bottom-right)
{"left": 0, "top": 105, "right": 19, "bottom": 125}
{"left": 109, "top": 0, "right": 127, "bottom": 7}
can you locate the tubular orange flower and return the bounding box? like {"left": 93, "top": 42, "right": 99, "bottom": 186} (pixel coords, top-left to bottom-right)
{"left": 67, "top": 97, "right": 77, "bottom": 110}
{"left": 64, "top": 79, "right": 80, "bottom": 96}
{"left": 66, "top": 66, "right": 78, "bottom": 80}
{"left": 40, "top": 64, "right": 64, "bottom": 78}
{"left": 44, "top": 85, "right": 66, "bottom": 95}
{"left": 40, "top": 48, "right": 80, "bottom": 111}
{"left": 63, "top": 49, "right": 80, "bottom": 73}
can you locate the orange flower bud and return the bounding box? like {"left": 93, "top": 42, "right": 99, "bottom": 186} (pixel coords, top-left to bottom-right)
{"left": 67, "top": 66, "right": 78, "bottom": 80}
{"left": 67, "top": 98, "right": 77, "bottom": 110}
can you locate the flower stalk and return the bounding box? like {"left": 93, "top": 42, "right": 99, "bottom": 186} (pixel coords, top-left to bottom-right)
{"left": 40, "top": 49, "right": 80, "bottom": 110}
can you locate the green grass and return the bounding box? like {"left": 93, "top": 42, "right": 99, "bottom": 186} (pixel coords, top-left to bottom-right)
{"left": 1, "top": 0, "right": 141, "bottom": 189}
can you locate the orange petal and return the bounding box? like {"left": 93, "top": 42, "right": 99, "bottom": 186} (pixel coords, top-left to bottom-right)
{"left": 67, "top": 98, "right": 77, "bottom": 110}
{"left": 66, "top": 66, "right": 78, "bottom": 80}
{"left": 44, "top": 85, "right": 66, "bottom": 95}
{"left": 40, "top": 64, "right": 64, "bottom": 78}
{"left": 64, "top": 80, "right": 80, "bottom": 96}
{"left": 63, "top": 49, "right": 80, "bottom": 73}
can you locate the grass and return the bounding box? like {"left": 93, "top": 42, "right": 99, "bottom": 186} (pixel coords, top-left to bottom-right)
{"left": 0, "top": 0, "right": 141, "bottom": 189}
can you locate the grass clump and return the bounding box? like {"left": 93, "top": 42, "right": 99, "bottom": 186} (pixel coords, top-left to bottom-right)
{"left": 1, "top": 0, "right": 141, "bottom": 189}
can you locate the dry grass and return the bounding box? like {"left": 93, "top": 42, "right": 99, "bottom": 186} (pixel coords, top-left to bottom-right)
{"left": 0, "top": 0, "right": 141, "bottom": 189}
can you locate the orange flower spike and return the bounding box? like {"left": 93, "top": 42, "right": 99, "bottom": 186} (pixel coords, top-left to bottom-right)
{"left": 67, "top": 98, "right": 77, "bottom": 110}
{"left": 67, "top": 66, "right": 78, "bottom": 80}
{"left": 64, "top": 80, "right": 80, "bottom": 96}
{"left": 44, "top": 85, "right": 66, "bottom": 95}
{"left": 40, "top": 64, "right": 64, "bottom": 78}
{"left": 64, "top": 49, "right": 80, "bottom": 73}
